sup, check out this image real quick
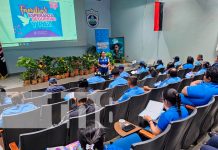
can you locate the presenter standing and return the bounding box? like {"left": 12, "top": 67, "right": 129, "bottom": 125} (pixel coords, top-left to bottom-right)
{"left": 98, "top": 51, "right": 110, "bottom": 75}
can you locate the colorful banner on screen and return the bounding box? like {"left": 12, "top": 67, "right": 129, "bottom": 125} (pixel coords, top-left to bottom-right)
{"left": 95, "top": 29, "right": 110, "bottom": 53}
{"left": 9, "top": 0, "right": 63, "bottom": 38}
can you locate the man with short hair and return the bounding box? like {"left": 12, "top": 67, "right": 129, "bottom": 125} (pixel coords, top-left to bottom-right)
{"left": 195, "top": 54, "right": 204, "bottom": 66}
{"left": 108, "top": 68, "right": 127, "bottom": 89}
{"left": 45, "top": 78, "right": 66, "bottom": 93}
{"left": 119, "top": 65, "right": 130, "bottom": 78}
{"left": 117, "top": 76, "right": 144, "bottom": 103}
{"left": 181, "top": 66, "right": 218, "bottom": 106}
{"left": 173, "top": 56, "right": 182, "bottom": 68}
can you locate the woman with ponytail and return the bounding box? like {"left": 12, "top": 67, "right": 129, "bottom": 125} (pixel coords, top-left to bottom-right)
{"left": 110, "top": 88, "right": 189, "bottom": 150}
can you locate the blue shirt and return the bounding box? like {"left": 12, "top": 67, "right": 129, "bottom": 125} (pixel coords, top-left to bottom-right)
{"left": 183, "top": 64, "right": 194, "bottom": 69}
{"left": 1, "top": 97, "right": 12, "bottom": 105}
{"left": 157, "top": 106, "right": 189, "bottom": 131}
{"left": 87, "top": 76, "right": 106, "bottom": 84}
{"left": 117, "top": 86, "right": 145, "bottom": 103}
{"left": 174, "top": 61, "right": 182, "bottom": 68}
{"left": 156, "top": 77, "right": 182, "bottom": 88}
{"left": 136, "top": 67, "right": 149, "bottom": 74}
{"left": 195, "top": 68, "right": 207, "bottom": 75}
{"left": 0, "top": 103, "right": 38, "bottom": 127}
{"left": 108, "top": 77, "right": 128, "bottom": 89}
{"left": 120, "top": 71, "right": 130, "bottom": 78}
{"left": 195, "top": 60, "right": 202, "bottom": 66}
{"left": 98, "top": 57, "right": 109, "bottom": 66}
{"left": 156, "top": 64, "right": 165, "bottom": 70}
{"left": 143, "top": 74, "right": 152, "bottom": 80}
{"left": 45, "top": 85, "right": 66, "bottom": 93}
{"left": 212, "top": 63, "right": 218, "bottom": 67}
{"left": 181, "top": 82, "right": 218, "bottom": 106}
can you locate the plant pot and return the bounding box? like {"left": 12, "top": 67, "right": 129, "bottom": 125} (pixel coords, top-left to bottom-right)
{"left": 65, "top": 72, "right": 70, "bottom": 78}
{"left": 74, "top": 69, "right": 79, "bottom": 76}
{"left": 55, "top": 75, "right": 62, "bottom": 80}
{"left": 38, "top": 78, "right": 43, "bottom": 83}
{"left": 61, "top": 74, "right": 66, "bottom": 79}
{"left": 31, "top": 79, "right": 38, "bottom": 85}
{"left": 79, "top": 70, "right": 84, "bottom": 76}
{"left": 43, "top": 75, "right": 49, "bottom": 82}
{"left": 70, "top": 72, "right": 75, "bottom": 77}
{"left": 23, "top": 80, "right": 31, "bottom": 86}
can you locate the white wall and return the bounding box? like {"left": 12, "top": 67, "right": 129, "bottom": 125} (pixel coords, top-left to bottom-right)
{"left": 111, "top": 0, "right": 218, "bottom": 65}
{"left": 4, "top": 0, "right": 111, "bottom": 74}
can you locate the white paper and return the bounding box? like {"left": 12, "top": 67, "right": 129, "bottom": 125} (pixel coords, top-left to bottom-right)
{"left": 139, "top": 100, "right": 163, "bottom": 120}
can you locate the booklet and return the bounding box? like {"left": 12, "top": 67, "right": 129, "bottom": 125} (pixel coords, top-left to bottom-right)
{"left": 139, "top": 100, "right": 164, "bottom": 120}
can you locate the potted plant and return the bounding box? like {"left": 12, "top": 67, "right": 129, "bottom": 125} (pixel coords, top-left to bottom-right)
{"left": 39, "top": 56, "right": 53, "bottom": 80}
{"left": 20, "top": 71, "right": 31, "bottom": 86}
{"left": 79, "top": 65, "right": 84, "bottom": 76}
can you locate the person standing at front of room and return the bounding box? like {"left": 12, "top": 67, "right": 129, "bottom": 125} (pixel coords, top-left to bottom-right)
{"left": 98, "top": 51, "right": 110, "bottom": 75}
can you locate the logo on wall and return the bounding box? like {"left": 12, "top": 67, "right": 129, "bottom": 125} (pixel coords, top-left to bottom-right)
{"left": 86, "top": 9, "right": 99, "bottom": 28}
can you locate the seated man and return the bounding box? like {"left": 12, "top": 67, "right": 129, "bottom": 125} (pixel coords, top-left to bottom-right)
{"left": 116, "top": 76, "right": 145, "bottom": 103}
{"left": 156, "top": 59, "right": 165, "bottom": 70}
{"left": 108, "top": 68, "right": 128, "bottom": 89}
{"left": 111, "top": 88, "right": 189, "bottom": 150}
{"left": 181, "top": 66, "right": 218, "bottom": 106}
{"left": 163, "top": 62, "right": 175, "bottom": 74}
{"left": 119, "top": 65, "right": 130, "bottom": 78}
{"left": 144, "top": 68, "right": 181, "bottom": 91}
{"left": 0, "top": 87, "right": 12, "bottom": 105}
{"left": 87, "top": 72, "right": 105, "bottom": 84}
{"left": 45, "top": 78, "right": 66, "bottom": 93}
{"left": 0, "top": 93, "right": 38, "bottom": 127}
{"left": 195, "top": 54, "right": 204, "bottom": 66}
{"left": 212, "top": 56, "right": 218, "bottom": 67}
{"left": 182, "top": 56, "right": 194, "bottom": 69}
{"left": 136, "top": 61, "right": 149, "bottom": 74}
{"left": 173, "top": 56, "right": 182, "bottom": 68}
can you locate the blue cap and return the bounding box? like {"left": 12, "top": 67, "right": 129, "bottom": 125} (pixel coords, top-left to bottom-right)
{"left": 48, "top": 78, "right": 57, "bottom": 84}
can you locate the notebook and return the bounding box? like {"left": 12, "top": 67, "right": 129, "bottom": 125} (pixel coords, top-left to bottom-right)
{"left": 139, "top": 100, "right": 163, "bottom": 120}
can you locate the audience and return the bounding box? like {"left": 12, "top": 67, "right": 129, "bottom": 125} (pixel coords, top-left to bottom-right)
{"left": 143, "top": 67, "right": 158, "bottom": 79}
{"left": 156, "top": 59, "right": 165, "bottom": 70}
{"left": 119, "top": 65, "right": 130, "bottom": 78}
{"left": 144, "top": 68, "right": 181, "bottom": 90}
{"left": 185, "top": 61, "right": 210, "bottom": 78}
{"left": 87, "top": 72, "right": 106, "bottom": 84}
{"left": 0, "top": 87, "right": 12, "bottom": 105}
{"left": 195, "top": 54, "right": 204, "bottom": 66}
{"left": 181, "top": 66, "right": 218, "bottom": 106}
{"left": 0, "top": 93, "right": 38, "bottom": 127}
{"left": 173, "top": 56, "right": 182, "bottom": 68}
{"left": 45, "top": 78, "right": 66, "bottom": 93}
{"left": 116, "top": 76, "right": 144, "bottom": 103}
{"left": 111, "top": 88, "right": 189, "bottom": 150}
{"left": 182, "top": 56, "right": 195, "bottom": 69}
{"left": 201, "top": 135, "right": 218, "bottom": 150}
{"left": 163, "top": 62, "right": 175, "bottom": 74}
{"left": 136, "top": 61, "right": 149, "bottom": 74}
{"left": 108, "top": 68, "right": 127, "bottom": 89}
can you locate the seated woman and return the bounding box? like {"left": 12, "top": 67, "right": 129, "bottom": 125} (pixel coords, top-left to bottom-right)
{"left": 111, "top": 88, "right": 189, "bottom": 150}
{"left": 163, "top": 62, "right": 175, "bottom": 74}
{"left": 182, "top": 56, "right": 194, "bottom": 69}
{"left": 0, "top": 87, "right": 12, "bottom": 105}
{"left": 156, "top": 59, "right": 165, "bottom": 70}
{"left": 47, "top": 121, "right": 123, "bottom": 150}
{"left": 135, "top": 61, "right": 149, "bottom": 74}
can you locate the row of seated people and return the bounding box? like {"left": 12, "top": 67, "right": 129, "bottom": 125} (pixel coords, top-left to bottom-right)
{"left": 1, "top": 65, "right": 218, "bottom": 150}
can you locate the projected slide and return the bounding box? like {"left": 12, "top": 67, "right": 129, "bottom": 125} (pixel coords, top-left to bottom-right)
{"left": 0, "top": 0, "right": 77, "bottom": 47}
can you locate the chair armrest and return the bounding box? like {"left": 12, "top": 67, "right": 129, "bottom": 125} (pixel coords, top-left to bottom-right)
{"left": 139, "top": 129, "right": 156, "bottom": 139}
{"left": 186, "top": 105, "right": 195, "bottom": 110}
{"left": 9, "top": 142, "right": 19, "bottom": 150}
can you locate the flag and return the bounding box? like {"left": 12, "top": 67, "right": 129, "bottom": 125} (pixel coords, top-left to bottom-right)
{"left": 0, "top": 43, "right": 8, "bottom": 79}
{"left": 154, "top": 1, "right": 164, "bottom": 31}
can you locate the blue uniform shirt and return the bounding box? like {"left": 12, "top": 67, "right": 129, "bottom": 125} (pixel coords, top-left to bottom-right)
{"left": 45, "top": 85, "right": 66, "bottom": 93}
{"left": 108, "top": 77, "right": 128, "bottom": 89}
{"left": 120, "top": 71, "right": 130, "bottom": 78}
{"left": 1, "top": 97, "right": 12, "bottom": 105}
{"left": 156, "top": 77, "right": 182, "bottom": 88}
{"left": 143, "top": 74, "right": 152, "bottom": 80}
{"left": 0, "top": 103, "right": 38, "bottom": 127}
{"left": 117, "top": 86, "right": 145, "bottom": 103}
{"left": 98, "top": 57, "right": 109, "bottom": 74}
{"left": 195, "top": 68, "right": 207, "bottom": 75}
{"left": 87, "top": 76, "right": 106, "bottom": 84}
{"left": 156, "top": 64, "right": 165, "bottom": 70}
{"left": 136, "top": 67, "right": 149, "bottom": 74}
{"left": 174, "top": 61, "right": 182, "bottom": 68}
{"left": 195, "top": 60, "right": 202, "bottom": 66}
{"left": 183, "top": 64, "right": 194, "bottom": 69}
{"left": 157, "top": 106, "right": 189, "bottom": 131}
{"left": 181, "top": 82, "right": 218, "bottom": 106}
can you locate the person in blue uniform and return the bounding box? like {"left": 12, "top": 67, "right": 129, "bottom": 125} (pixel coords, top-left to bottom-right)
{"left": 0, "top": 93, "right": 38, "bottom": 127}
{"left": 98, "top": 51, "right": 110, "bottom": 75}
{"left": 183, "top": 56, "right": 194, "bottom": 69}
{"left": 87, "top": 72, "right": 106, "bottom": 84}
{"left": 201, "top": 135, "right": 218, "bottom": 150}
{"left": 143, "top": 67, "right": 158, "bottom": 79}
{"left": 144, "top": 68, "right": 181, "bottom": 91}
{"left": 195, "top": 54, "right": 204, "bottom": 66}
{"left": 156, "top": 59, "right": 165, "bottom": 70}
{"left": 163, "top": 62, "right": 175, "bottom": 74}
{"left": 173, "top": 56, "right": 182, "bottom": 68}
{"left": 0, "top": 87, "right": 12, "bottom": 105}
{"left": 181, "top": 66, "right": 218, "bottom": 106}
{"left": 119, "top": 65, "right": 130, "bottom": 78}
{"left": 136, "top": 61, "right": 149, "bottom": 74}
{"left": 116, "top": 76, "right": 145, "bottom": 103}
{"left": 108, "top": 68, "right": 127, "bottom": 89}
{"left": 45, "top": 78, "right": 66, "bottom": 93}
{"left": 185, "top": 61, "right": 210, "bottom": 78}
{"left": 111, "top": 88, "right": 189, "bottom": 150}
